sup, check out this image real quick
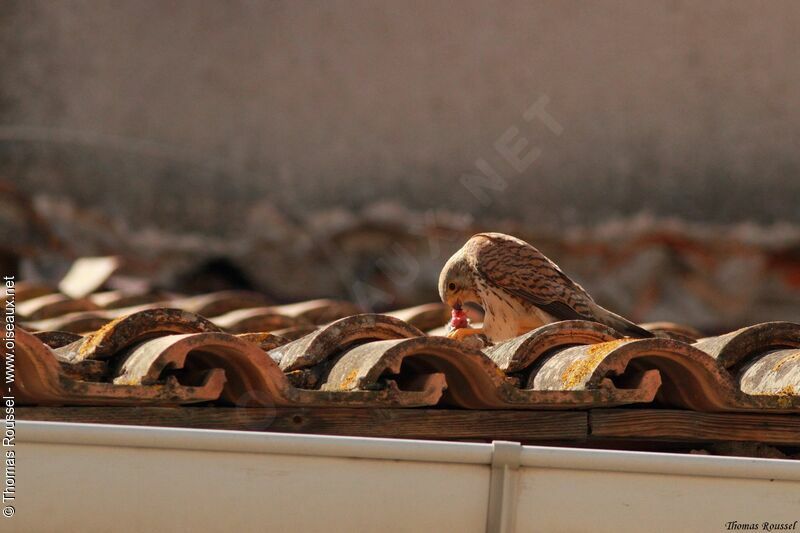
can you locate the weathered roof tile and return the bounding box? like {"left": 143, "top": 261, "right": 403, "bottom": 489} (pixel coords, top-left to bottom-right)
{"left": 209, "top": 307, "right": 309, "bottom": 334}
{"left": 484, "top": 320, "right": 621, "bottom": 373}
{"left": 693, "top": 321, "right": 800, "bottom": 368}
{"left": 268, "top": 299, "right": 361, "bottom": 325}
{"left": 269, "top": 314, "right": 424, "bottom": 371}
{"left": 112, "top": 332, "right": 446, "bottom": 408}
{"left": 17, "top": 293, "right": 100, "bottom": 321}
{"left": 320, "top": 335, "right": 662, "bottom": 409}
{"left": 54, "top": 308, "right": 221, "bottom": 362}
{"left": 9, "top": 281, "right": 800, "bottom": 413}
{"left": 170, "top": 290, "right": 273, "bottom": 317}
{"left": 13, "top": 329, "right": 225, "bottom": 406}
{"left": 387, "top": 303, "right": 451, "bottom": 332}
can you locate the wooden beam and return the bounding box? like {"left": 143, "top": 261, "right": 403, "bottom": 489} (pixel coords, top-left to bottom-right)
{"left": 18, "top": 407, "right": 800, "bottom": 446}
{"left": 18, "top": 407, "right": 587, "bottom": 442}
{"left": 590, "top": 409, "right": 800, "bottom": 445}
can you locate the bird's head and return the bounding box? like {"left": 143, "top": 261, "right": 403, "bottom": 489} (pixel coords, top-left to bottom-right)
{"left": 438, "top": 253, "right": 479, "bottom": 311}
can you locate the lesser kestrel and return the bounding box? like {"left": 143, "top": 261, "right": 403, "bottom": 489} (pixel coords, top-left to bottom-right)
{"left": 439, "top": 232, "right": 653, "bottom": 342}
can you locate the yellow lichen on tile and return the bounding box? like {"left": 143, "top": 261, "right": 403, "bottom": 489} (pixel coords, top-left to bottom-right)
{"left": 77, "top": 315, "right": 124, "bottom": 358}
{"left": 561, "top": 338, "right": 633, "bottom": 389}
{"left": 339, "top": 369, "right": 360, "bottom": 390}
{"left": 772, "top": 352, "right": 800, "bottom": 373}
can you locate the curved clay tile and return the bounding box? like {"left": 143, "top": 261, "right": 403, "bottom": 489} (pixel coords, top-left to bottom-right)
{"left": 16, "top": 293, "right": 101, "bottom": 320}
{"left": 89, "top": 290, "right": 170, "bottom": 310}
{"left": 640, "top": 321, "right": 702, "bottom": 343}
{"left": 270, "top": 314, "right": 424, "bottom": 372}
{"left": 270, "top": 325, "right": 319, "bottom": 340}
{"left": 114, "top": 333, "right": 290, "bottom": 403}
{"left": 12, "top": 328, "right": 225, "bottom": 406}
{"left": 321, "top": 336, "right": 661, "bottom": 410}
{"left": 32, "top": 330, "right": 83, "bottom": 349}
{"left": 21, "top": 300, "right": 163, "bottom": 333}
{"left": 268, "top": 299, "right": 362, "bottom": 325}
{"left": 738, "top": 348, "right": 800, "bottom": 398}
{"left": 425, "top": 325, "right": 450, "bottom": 337}
{"left": 236, "top": 332, "right": 292, "bottom": 352}
{"left": 693, "top": 321, "right": 800, "bottom": 368}
{"left": 22, "top": 311, "right": 113, "bottom": 334}
{"left": 2, "top": 281, "right": 55, "bottom": 302}
{"left": 104, "top": 302, "right": 164, "bottom": 318}
{"left": 57, "top": 359, "right": 108, "bottom": 382}
{"left": 484, "top": 320, "right": 622, "bottom": 373}
{"left": 387, "top": 303, "right": 451, "bottom": 332}
{"left": 170, "top": 290, "right": 273, "bottom": 318}
{"left": 54, "top": 308, "right": 221, "bottom": 362}
{"left": 530, "top": 337, "right": 800, "bottom": 412}
{"left": 114, "top": 332, "right": 445, "bottom": 408}
{"left": 211, "top": 307, "right": 310, "bottom": 334}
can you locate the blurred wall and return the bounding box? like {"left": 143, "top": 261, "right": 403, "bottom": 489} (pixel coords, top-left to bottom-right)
{"left": 2, "top": 0, "right": 800, "bottom": 234}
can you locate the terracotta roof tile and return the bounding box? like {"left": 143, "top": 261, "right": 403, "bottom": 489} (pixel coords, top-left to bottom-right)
{"left": 54, "top": 308, "right": 222, "bottom": 363}
{"left": 640, "top": 321, "right": 702, "bottom": 342}
{"left": 386, "top": 302, "right": 451, "bottom": 331}
{"left": 235, "top": 332, "right": 291, "bottom": 352}
{"left": 739, "top": 349, "right": 800, "bottom": 397}
{"left": 88, "top": 290, "right": 169, "bottom": 310}
{"left": 3, "top": 281, "right": 56, "bottom": 301}
{"left": 15, "top": 328, "right": 225, "bottom": 406}
{"left": 7, "top": 283, "right": 800, "bottom": 415}
{"left": 269, "top": 314, "right": 424, "bottom": 372}
{"left": 693, "top": 321, "right": 800, "bottom": 368}
{"left": 17, "top": 293, "right": 101, "bottom": 321}
{"left": 484, "top": 320, "right": 621, "bottom": 373}
{"left": 268, "top": 299, "right": 361, "bottom": 324}
{"left": 208, "top": 307, "right": 309, "bottom": 334}
{"left": 114, "top": 332, "right": 446, "bottom": 408}
{"left": 32, "top": 330, "right": 83, "bottom": 349}
{"left": 23, "top": 312, "right": 114, "bottom": 335}
{"left": 170, "top": 290, "right": 273, "bottom": 317}
{"left": 528, "top": 336, "right": 800, "bottom": 412}
{"left": 17, "top": 293, "right": 361, "bottom": 335}
{"left": 319, "top": 335, "right": 661, "bottom": 409}
{"left": 269, "top": 325, "right": 320, "bottom": 340}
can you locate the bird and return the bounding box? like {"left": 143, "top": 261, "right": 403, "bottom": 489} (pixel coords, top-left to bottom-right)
{"left": 438, "top": 232, "right": 654, "bottom": 342}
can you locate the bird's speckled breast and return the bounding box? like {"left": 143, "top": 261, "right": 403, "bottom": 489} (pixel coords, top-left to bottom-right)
{"left": 476, "top": 278, "right": 555, "bottom": 341}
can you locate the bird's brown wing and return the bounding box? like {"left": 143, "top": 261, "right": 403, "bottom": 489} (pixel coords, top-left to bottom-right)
{"left": 467, "top": 233, "right": 595, "bottom": 321}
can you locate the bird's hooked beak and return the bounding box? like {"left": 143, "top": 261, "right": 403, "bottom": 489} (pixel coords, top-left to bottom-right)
{"left": 446, "top": 293, "right": 466, "bottom": 311}
{"left": 446, "top": 296, "right": 484, "bottom": 323}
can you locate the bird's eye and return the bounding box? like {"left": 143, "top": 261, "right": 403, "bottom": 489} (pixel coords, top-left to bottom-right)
{"left": 448, "top": 282, "right": 456, "bottom": 291}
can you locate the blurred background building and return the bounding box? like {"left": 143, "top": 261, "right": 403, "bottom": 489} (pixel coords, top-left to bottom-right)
{"left": 1, "top": 0, "right": 799, "bottom": 332}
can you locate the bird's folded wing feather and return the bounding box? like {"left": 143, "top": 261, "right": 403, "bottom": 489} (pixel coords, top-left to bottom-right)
{"left": 469, "top": 234, "right": 595, "bottom": 321}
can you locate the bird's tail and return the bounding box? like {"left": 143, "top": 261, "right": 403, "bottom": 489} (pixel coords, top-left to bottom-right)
{"left": 589, "top": 303, "right": 654, "bottom": 338}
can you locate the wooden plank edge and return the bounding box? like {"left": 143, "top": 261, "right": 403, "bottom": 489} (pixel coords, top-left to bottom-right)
{"left": 590, "top": 409, "right": 800, "bottom": 445}
{"left": 18, "top": 406, "right": 588, "bottom": 442}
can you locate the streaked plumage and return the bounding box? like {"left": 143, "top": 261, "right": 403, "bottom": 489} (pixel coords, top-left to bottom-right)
{"left": 439, "top": 232, "right": 653, "bottom": 342}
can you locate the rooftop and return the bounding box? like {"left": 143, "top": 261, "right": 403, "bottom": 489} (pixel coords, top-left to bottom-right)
{"left": 6, "top": 263, "right": 800, "bottom": 460}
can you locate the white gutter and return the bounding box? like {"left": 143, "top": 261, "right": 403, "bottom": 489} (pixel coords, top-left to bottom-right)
{"left": 18, "top": 420, "right": 800, "bottom": 481}
{"left": 18, "top": 420, "right": 492, "bottom": 465}
{"left": 12, "top": 421, "right": 800, "bottom": 533}
{"left": 519, "top": 442, "right": 800, "bottom": 481}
